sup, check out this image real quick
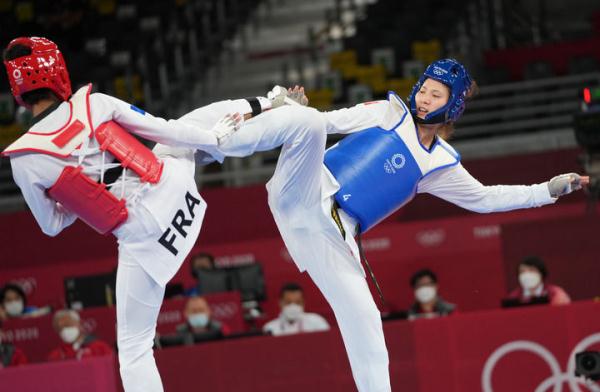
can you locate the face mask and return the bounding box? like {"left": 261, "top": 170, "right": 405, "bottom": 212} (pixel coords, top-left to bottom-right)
{"left": 188, "top": 313, "right": 210, "bottom": 328}
{"left": 4, "top": 300, "right": 24, "bottom": 316}
{"left": 282, "top": 304, "right": 304, "bottom": 321}
{"left": 60, "top": 326, "right": 80, "bottom": 344}
{"left": 519, "top": 271, "right": 542, "bottom": 290}
{"left": 415, "top": 286, "right": 437, "bottom": 304}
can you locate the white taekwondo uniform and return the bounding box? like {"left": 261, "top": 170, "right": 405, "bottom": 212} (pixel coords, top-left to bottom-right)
{"left": 181, "top": 93, "right": 557, "bottom": 392}
{"left": 6, "top": 86, "right": 220, "bottom": 392}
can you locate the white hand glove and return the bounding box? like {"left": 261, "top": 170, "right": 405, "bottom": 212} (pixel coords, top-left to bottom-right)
{"left": 212, "top": 113, "right": 242, "bottom": 145}
{"left": 267, "top": 85, "right": 309, "bottom": 109}
{"left": 547, "top": 173, "right": 588, "bottom": 198}
{"left": 267, "top": 85, "right": 288, "bottom": 108}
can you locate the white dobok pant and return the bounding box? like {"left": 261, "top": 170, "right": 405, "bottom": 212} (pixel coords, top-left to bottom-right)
{"left": 193, "top": 103, "right": 392, "bottom": 392}
{"left": 115, "top": 250, "right": 166, "bottom": 391}
{"left": 113, "top": 147, "right": 203, "bottom": 392}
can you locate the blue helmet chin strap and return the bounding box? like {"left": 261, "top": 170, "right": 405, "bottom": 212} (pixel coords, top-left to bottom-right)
{"left": 408, "top": 59, "right": 473, "bottom": 125}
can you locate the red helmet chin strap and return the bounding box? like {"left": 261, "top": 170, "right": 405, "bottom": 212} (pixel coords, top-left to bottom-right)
{"left": 3, "top": 36, "right": 72, "bottom": 107}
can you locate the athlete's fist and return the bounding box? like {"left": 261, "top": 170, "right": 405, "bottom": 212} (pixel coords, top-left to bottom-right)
{"left": 212, "top": 112, "right": 242, "bottom": 145}
{"left": 548, "top": 173, "right": 589, "bottom": 198}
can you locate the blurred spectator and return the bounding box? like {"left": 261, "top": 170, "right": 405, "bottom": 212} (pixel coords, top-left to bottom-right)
{"left": 47, "top": 309, "right": 113, "bottom": 361}
{"left": 185, "top": 252, "right": 217, "bottom": 296}
{"left": 263, "top": 283, "right": 330, "bottom": 336}
{"left": 407, "top": 269, "right": 456, "bottom": 320}
{"left": 0, "top": 322, "right": 28, "bottom": 367}
{"left": 508, "top": 256, "right": 571, "bottom": 306}
{"left": 173, "top": 296, "right": 231, "bottom": 345}
{"left": 0, "top": 283, "right": 48, "bottom": 319}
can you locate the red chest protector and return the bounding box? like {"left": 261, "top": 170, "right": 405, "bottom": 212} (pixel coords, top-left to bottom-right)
{"left": 2, "top": 84, "right": 163, "bottom": 234}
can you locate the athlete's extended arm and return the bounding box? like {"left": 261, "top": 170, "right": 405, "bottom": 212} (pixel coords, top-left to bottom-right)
{"left": 418, "top": 163, "right": 588, "bottom": 213}
{"left": 90, "top": 93, "right": 240, "bottom": 149}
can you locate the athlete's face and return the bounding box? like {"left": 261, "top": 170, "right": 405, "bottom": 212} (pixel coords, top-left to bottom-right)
{"left": 414, "top": 78, "right": 450, "bottom": 119}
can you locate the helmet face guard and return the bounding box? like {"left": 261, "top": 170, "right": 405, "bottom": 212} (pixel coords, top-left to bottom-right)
{"left": 408, "top": 58, "right": 472, "bottom": 124}
{"left": 4, "top": 36, "right": 72, "bottom": 107}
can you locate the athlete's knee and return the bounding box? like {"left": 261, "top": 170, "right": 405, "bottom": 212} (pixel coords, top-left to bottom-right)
{"left": 273, "top": 106, "right": 326, "bottom": 143}
{"left": 290, "top": 106, "right": 326, "bottom": 136}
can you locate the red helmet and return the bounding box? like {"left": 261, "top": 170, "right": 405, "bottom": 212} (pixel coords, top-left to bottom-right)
{"left": 3, "top": 37, "right": 72, "bottom": 107}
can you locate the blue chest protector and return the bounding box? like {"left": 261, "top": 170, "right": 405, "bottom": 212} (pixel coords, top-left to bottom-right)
{"left": 324, "top": 126, "right": 423, "bottom": 233}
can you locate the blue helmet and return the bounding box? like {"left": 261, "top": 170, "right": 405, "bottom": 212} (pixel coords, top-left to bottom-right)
{"left": 408, "top": 58, "right": 473, "bottom": 124}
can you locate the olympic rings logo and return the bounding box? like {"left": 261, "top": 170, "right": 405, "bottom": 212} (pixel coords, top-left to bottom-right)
{"left": 482, "top": 333, "right": 600, "bottom": 392}
{"left": 384, "top": 153, "right": 406, "bottom": 174}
